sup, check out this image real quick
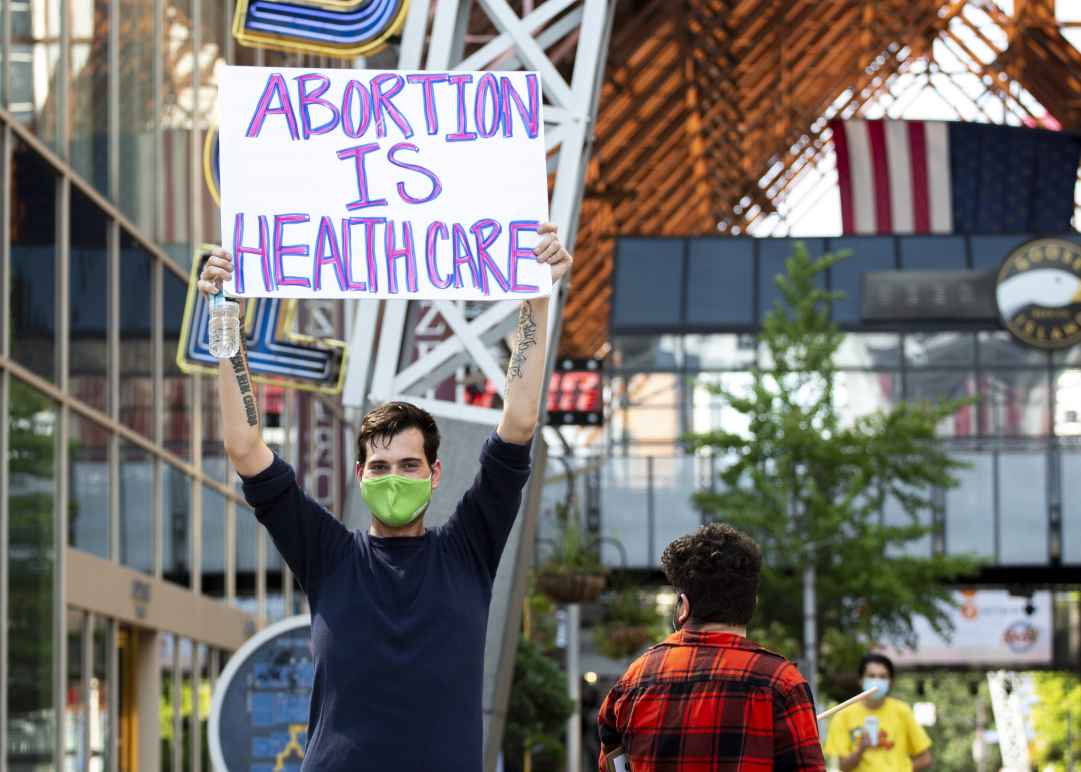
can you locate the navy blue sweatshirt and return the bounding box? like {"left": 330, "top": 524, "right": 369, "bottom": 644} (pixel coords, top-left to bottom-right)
{"left": 240, "top": 432, "right": 532, "bottom": 771}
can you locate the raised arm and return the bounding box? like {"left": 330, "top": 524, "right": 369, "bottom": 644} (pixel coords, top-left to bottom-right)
{"left": 198, "top": 248, "right": 274, "bottom": 476}
{"left": 497, "top": 222, "right": 573, "bottom": 444}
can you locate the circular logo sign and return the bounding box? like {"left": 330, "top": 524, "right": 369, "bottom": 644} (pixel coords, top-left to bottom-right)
{"left": 996, "top": 238, "right": 1081, "bottom": 350}
{"left": 209, "top": 615, "right": 313, "bottom": 772}
{"left": 1002, "top": 621, "right": 1039, "bottom": 653}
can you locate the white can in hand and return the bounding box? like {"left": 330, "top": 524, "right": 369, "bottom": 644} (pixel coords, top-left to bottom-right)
{"left": 863, "top": 715, "right": 880, "bottom": 747}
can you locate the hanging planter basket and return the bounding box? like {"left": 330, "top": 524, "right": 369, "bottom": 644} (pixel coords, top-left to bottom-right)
{"left": 536, "top": 570, "right": 607, "bottom": 604}
{"left": 598, "top": 624, "right": 658, "bottom": 660}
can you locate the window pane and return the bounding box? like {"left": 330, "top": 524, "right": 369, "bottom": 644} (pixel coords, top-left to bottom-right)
{"left": 70, "top": 0, "right": 110, "bottom": 192}
{"left": 611, "top": 239, "right": 684, "bottom": 331}
{"left": 163, "top": 268, "right": 192, "bottom": 459}
{"left": 202, "top": 377, "right": 226, "bottom": 481}
{"left": 834, "top": 333, "right": 902, "bottom": 369}
{"left": 11, "top": 140, "right": 57, "bottom": 381}
{"left": 903, "top": 370, "right": 980, "bottom": 438}
{"left": 119, "top": 442, "right": 154, "bottom": 573}
{"left": 978, "top": 331, "right": 1048, "bottom": 368}
{"left": 998, "top": 452, "right": 1047, "bottom": 565}
{"left": 611, "top": 336, "right": 681, "bottom": 370}
{"left": 971, "top": 235, "right": 1032, "bottom": 271}
{"left": 119, "top": 233, "right": 155, "bottom": 439}
{"left": 899, "top": 235, "right": 967, "bottom": 270}
{"left": 884, "top": 492, "right": 932, "bottom": 558}
{"left": 201, "top": 486, "right": 226, "bottom": 598}
{"left": 601, "top": 457, "right": 652, "bottom": 566}
{"left": 65, "top": 609, "right": 86, "bottom": 771}
{"left": 829, "top": 237, "right": 895, "bottom": 324}
{"left": 15, "top": 0, "right": 62, "bottom": 151}
{"left": 836, "top": 370, "right": 902, "bottom": 428}
{"left": 70, "top": 186, "right": 110, "bottom": 414}
{"left": 7, "top": 378, "right": 57, "bottom": 767}
{"left": 69, "top": 413, "right": 110, "bottom": 558}
{"left": 650, "top": 457, "right": 705, "bottom": 565}
{"left": 686, "top": 239, "right": 753, "bottom": 326}
{"left": 197, "top": 0, "right": 226, "bottom": 244}
{"left": 163, "top": 463, "right": 191, "bottom": 587}
{"left": 979, "top": 370, "right": 1050, "bottom": 437}
{"left": 160, "top": 634, "right": 178, "bottom": 772}
{"left": 758, "top": 239, "right": 826, "bottom": 321}
{"left": 1061, "top": 452, "right": 1081, "bottom": 564}
{"left": 91, "top": 617, "right": 112, "bottom": 770}
{"left": 945, "top": 452, "right": 994, "bottom": 558}
{"left": 117, "top": 0, "right": 155, "bottom": 232}
{"left": 689, "top": 372, "right": 753, "bottom": 439}
{"left": 904, "top": 332, "right": 976, "bottom": 368}
{"left": 235, "top": 504, "right": 258, "bottom": 610}
{"left": 684, "top": 334, "right": 756, "bottom": 370}
{"left": 160, "top": 0, "right": 193, "bottom": 261}
{"left": 611, "top": 405, "right": 682, "bottom": 447}
{"left": 1055, "top": 370, "right": 1081, "bottom": 437}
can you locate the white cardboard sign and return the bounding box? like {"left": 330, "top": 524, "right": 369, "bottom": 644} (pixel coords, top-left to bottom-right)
{"left": 218, "top": 65, "right": 551, "bottom": 301}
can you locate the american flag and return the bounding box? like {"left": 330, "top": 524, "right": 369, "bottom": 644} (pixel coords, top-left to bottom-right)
{"left": 830, "top": 119, "right": 1081, "bottom": 235}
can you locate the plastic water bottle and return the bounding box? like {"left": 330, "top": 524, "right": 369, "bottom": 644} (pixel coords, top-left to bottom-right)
{"left": 208, "top": 292, "right": 241, "bottom": 359}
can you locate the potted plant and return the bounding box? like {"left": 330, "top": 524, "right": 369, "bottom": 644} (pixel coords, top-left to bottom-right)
{"left": 594, "top": 586, "right": 666, "bottom": 660}
{"left": 535, "top": 516, "right": 607, "bottom": 604}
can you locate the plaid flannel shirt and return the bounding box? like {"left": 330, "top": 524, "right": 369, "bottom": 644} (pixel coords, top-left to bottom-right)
{"left": 597, "top": 630, "right": 826, "bottom": 772}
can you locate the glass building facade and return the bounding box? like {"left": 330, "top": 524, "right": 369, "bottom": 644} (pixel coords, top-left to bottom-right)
{"left": 599, "top": 236, "right": 1081, "bottom": 575}
{"left": 0, "top": 2, "right": 352, "bottom": 768}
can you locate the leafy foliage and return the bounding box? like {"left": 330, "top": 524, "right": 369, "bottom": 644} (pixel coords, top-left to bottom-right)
{"left": 685, "top": 243, "right": 979, "bottom": 696}
{"left": 502, "top": 637, "right": 575, "bottom": 771}
{"left": 593, "top": 587, "right": 667, "bottom": 660}
{"left": 537, "top": 503, "right": 606, "bottom": 576}
{"left": 1032, "top": 670, "right": 1081, "bottom": 770}
{"left": 7, "top": 380, "right": 57, "bottom": 727}
{"left": 888, "top": 673, "right": 1002, "bottom": 771}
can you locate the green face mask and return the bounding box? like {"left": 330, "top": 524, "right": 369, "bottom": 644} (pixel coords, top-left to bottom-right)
{"left": 361, "top": 473, "right": 433, "bottom": 528}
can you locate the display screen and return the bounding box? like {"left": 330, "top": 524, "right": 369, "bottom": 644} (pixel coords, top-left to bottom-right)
{"left": 547, "top": 359, "right": 603, "bottom": 426}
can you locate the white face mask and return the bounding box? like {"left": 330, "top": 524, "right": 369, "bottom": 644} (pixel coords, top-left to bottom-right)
{"left": 862, "top": 676, "right": 890, "bottom": 699}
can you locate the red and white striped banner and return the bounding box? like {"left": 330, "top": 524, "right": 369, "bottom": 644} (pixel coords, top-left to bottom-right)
{"left": 830, "top": 119, "right": 953, "bottom": 235}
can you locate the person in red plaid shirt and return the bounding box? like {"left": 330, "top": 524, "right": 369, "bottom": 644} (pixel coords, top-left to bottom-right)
{"left": 596, "top": 523, "right": 826, "bottom": 771}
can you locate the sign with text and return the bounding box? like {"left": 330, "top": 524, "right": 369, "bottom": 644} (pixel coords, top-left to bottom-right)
{"left": 218, "top": 65, "right": 551, "bottom": 301}
{"left": 880, "top": 589, "right": 1052, "bottom": 667}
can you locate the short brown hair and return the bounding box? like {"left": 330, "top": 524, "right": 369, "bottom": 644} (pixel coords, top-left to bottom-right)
{"left": 661, "top": 523, "right": 761, "bottom": 626}
{"left": 356, "top": 401, "right": 440, "bottom": 467}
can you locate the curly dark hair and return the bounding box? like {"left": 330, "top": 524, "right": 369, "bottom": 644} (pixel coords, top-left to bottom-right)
{"left": 660, "top": 523, "right": 761, "bottom": 626}
{"left": 356, "top": 401, "right": 440, "bottom": 467}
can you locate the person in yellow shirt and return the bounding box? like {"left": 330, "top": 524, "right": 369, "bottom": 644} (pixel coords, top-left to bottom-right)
{"left": 824, "top": 654, "right": 932, "bottom": 771}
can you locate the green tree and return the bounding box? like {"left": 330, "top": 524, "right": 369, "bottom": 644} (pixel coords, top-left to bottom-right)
{"left": 687, "top": 244, "right": 978, "bottom": 697}
{"left": 889, "top": 672, "right": 1002, "bottom": 771}
{"left": 502, "top": 636, "right": 575, "bottom": 772}
{"left": 1032, "top": 671, "right": 1081, "bottom": 770}
{"left": 7, "top": 379, "right": 57, "bottom": 743}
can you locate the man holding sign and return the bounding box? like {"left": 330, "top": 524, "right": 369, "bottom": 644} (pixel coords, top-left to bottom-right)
{"left": 198, "top": 64, "right": 571, "bottom": 771}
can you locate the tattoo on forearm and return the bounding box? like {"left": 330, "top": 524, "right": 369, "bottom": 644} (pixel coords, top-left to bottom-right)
{"left": 229, "top": 340, "right": 260, "bottom": 427}
{"left": 507, "top": 301, "right": 538, "bottom": 385}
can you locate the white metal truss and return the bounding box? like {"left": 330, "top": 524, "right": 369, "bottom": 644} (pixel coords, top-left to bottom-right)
{"left": 341, "top": 0, "right": 616, "bottom": 418}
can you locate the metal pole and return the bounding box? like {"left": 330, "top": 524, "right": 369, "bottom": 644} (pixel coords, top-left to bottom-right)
{"left": 976, "top": 694, "right": 986, "bottom": 772}
{"left": 802, "top": 559, "right": 817, "bottom": 703}
{"left": 646, "top": 456, "right": 655, "bottom": 565}
{"left": 566, "top": 603, "right": 581, "bottom": 772}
